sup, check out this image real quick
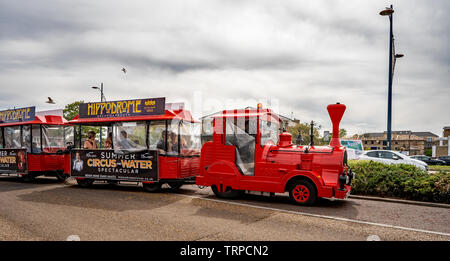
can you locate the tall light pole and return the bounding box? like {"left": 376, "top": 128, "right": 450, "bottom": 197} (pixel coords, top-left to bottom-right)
{"left": 380, "top": 5, "right": 404, "bottom": 150}
{"left": 92, "top": 83, "right": 105, "bottom": 102}
{"left": 92, "top": 83, "right": 106, "bottom": 148}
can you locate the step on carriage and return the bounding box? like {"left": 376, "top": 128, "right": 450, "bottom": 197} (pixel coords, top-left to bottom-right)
{"left": 0, "top": 107, "right": 73, "bottom": 181}
{"left": 64, "top": 97, "right": 201, "bottom": 191}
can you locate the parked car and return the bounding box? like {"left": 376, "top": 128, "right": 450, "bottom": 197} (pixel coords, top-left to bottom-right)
{"left": 410, "top": 155, "right": 446, "bottom": 165}
{"left": 356, "top": 150, "right": 428, "bottom": 171}
{"left": 437, "top": 156, "right": 450, "bottom": 166}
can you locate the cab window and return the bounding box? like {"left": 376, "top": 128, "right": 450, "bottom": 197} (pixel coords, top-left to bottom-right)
{"left": 225, "top": 116, "right": 256, "bottom": 176}
{"left": 260, "top": 119, "right": 279, "bottom": 147}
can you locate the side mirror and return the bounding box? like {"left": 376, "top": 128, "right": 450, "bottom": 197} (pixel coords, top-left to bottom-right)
{"left": 392, "top": 155, "right": 400, "bottom": 160}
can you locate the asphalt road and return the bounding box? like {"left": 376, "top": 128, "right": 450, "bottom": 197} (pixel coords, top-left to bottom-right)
{"left": 0, "top": 176, "right": 449, "bottom": 241}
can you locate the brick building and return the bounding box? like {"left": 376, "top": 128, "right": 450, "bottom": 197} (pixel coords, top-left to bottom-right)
{"left": 433, "top": 126, "right": 450, "bottom": 157}
{"left": 352, "top": 130, "right": 438, "bottom": 156}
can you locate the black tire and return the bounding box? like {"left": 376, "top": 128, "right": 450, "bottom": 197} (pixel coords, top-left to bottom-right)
{"left": 168, "top": 182, "right": 183, "bottom": 191}
{"left": 22, "top": 174, "right": 35, "bottom": 182}
{"left": 56, "top": 171, "right": 68, "bottom": 181}
{"left": 211, "top": 185, "right": 243, "bottom": 199}
{"left": 143, "top": 182, "right": 161, "bottom": 192}
{"left": 288, "top": 179, "right": 317, "bottom": 205}
{"left": 76, "top": 179, "right": 94, "bottom": 188}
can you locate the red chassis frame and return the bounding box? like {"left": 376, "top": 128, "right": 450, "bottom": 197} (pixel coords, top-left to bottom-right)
{"left": 0, "top": 114, "right": 70, "bottom": 180}
{"left": 196, "top": 103, "right": 353, "bottom": 205}
{"left": 65, "top": 108, "right": 200, "bottom": 190}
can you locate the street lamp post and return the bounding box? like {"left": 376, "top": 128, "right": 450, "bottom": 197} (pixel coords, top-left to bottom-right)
{"left": 380, "top": 5, "right": 403, "bottom": 151}
{"left": 92, "top": 83, "right": 105, "bottom": 148}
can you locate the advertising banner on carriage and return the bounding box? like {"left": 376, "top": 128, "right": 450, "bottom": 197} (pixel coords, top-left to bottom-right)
{"left": 78, "top": 97, "right": 165, "bottom": 119}
{"left": 0, "top": 106, "right": 35, "bottom": 124}
{"left": 70, "top": 149, "right": 158, "bottom": 181}
{"left": 0, "top": 149, "right": 28, "bottom": 174}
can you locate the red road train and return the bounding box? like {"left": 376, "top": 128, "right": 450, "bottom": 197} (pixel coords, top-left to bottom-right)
{"left": 197, "top": 103, "right": 353, "bottom": 205}
{"left": 61, "top": 97, "right": 352, "bottom": 205}
{"left": 0, "top": 107, "right": 73, "bottom": 181}
{"left": 0, "top": 98, "right": 352, "bottom": 205}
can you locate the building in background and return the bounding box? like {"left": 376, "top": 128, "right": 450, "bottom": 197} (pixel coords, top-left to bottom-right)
{"left": 352, "top": 130, "right": 438, "bottom": 156}
{"left": 432, "top": 126, "right": 450, "bottom": 157}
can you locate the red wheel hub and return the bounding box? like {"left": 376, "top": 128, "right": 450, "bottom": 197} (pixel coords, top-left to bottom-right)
{"left": 292, "top": 185, "right": 310, "bottom": 202}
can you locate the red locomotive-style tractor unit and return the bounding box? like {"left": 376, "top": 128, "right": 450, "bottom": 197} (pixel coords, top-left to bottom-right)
{"left": 196, "top": 103, "right": 353, "bottom": 205}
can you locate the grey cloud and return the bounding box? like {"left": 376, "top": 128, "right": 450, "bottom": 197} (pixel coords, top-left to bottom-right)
{"left": 0, "top": 0, "right": 448, "bottom": 136}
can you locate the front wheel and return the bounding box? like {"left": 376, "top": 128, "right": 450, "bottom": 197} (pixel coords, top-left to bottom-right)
{"left": 211, "top": 185, "right": 243, "bottom": 199}
{"left": 288, "top": 180, "right": 317, "bottom": 205}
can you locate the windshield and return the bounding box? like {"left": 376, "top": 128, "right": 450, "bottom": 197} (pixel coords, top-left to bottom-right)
{"left": 260, "top": 119, "right": 279, "bottom": 147}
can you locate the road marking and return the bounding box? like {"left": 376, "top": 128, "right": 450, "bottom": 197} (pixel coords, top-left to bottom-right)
{"left": 367, "top": 235, "right": 381, "bottom": 241}
{"left": 178, "top": 193, "right": 450, "bottom": 237}
{"left": 66, "top": 235, "right": 81, "bottom": 241}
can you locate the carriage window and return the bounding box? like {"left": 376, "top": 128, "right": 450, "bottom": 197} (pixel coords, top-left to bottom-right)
{"left": 180, "top": 121, "right": 201, "bottom": 156}
{"left": 0, "top": 128, "right": 3, "bottom": 148}
{"left": 64, "top": 126, "right": 74, "bottom": 146}
{"left": 260, "top": 119, "right": 279, "bottom": 147}
{"left": 113, "top": 122, "right": 147, "bottom": 152}
{"left": 4, "top": 126, "right": 21, "bottom": 148}
{"left": 32, "top": 125, "right": 41, "bottom": 153}
{"left": 42, "top": 125, "right": 65, "bottom": 152}
{"left": 166, "top": 120, "right": 179, "bottom": 155}
{"left": 22, "top": 125, "right": 31, "bottom": 152}
{"left": 148, "top": 120, "right": 166, "bottom": 154}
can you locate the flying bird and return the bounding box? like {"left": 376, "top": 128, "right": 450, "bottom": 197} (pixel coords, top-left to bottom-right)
{"left": 46, "top": 97, "right": 55, "bottom": 104}
{"left": 121, "top": 67, "right": 127, "bottom": 74}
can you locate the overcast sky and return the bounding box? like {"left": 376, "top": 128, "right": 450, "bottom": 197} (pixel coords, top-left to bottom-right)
{"left": 0, "top": 0, "right": 448, "bottom": 136}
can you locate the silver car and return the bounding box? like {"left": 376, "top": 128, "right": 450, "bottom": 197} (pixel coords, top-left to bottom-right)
{"left": 356, "top": 150, "right": 428, "bottom": 171}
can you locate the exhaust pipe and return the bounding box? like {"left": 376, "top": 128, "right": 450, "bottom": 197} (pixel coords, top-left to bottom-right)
{"left": 327, "top": 102, "right": 346, "bottom": 147}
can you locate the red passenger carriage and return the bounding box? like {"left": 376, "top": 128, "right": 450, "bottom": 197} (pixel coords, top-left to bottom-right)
{"left": 0, "top": 107, "right": 73, "bottom": 181}
{"left": 64, "top": 97, "right": 201, "bottom": 191}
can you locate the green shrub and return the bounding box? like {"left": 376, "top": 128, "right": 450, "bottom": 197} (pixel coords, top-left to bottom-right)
{"left": 348, "top": 160, "right": 450, "bottom": 203}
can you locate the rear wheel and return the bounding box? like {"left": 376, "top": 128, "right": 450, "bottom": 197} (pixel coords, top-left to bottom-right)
{"left": 288, "top": 180, "right": 317, "bottom": 205}
{"left": 211, "top": 185, "right": 243, "bottom": 199}
{"left": 22, "top": 174, "right": 35, "bottom": 182}
{"left": 56, "top": 171, "right": 68, "bottom": 181}
{"left": 143, "top": 182, "right": 161, "bottom": 192}
{"left": 76, "top": 179, "right": 94, "bottom": 188}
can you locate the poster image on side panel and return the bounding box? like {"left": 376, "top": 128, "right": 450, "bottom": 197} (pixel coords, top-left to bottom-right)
{"left": 70, "top": 149, "right": 158, "bottom": 181}
{"left": 0, "top": 149, "right": 28, "bottom": 174}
